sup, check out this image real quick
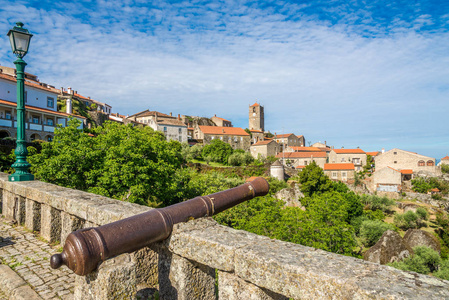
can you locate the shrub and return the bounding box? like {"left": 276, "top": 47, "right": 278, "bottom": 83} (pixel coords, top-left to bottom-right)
{"left": 202, "top": 139, "right": 233, "bottom": 164}
{"left": 394, "top": 210, "right": 427, "bottom": 230}
{"left": 416, "top": 207, "right": 428, "bottom": 221}
{"left": 359, "top": 220, "right": 395, "bottom": 247}
{"left": 389, "top": 246, "right": 441, "bottom": 274}
{"left": 432, "top": 193, "right": 443, "bottom": 200}
{"left": 434, "top": 259, "right": 449, "bottom": 280}
{"left": 359, "top": 195, "right": 395, "bottom": 213}
{"left": 228, "top": 152, "right": 254, "bottom": 166}
{"left": 442, "top": 164, "right": 449, "bottom": 174}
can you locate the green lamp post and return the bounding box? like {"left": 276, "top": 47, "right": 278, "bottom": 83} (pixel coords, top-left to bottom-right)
{"left": 7, "top": 22, "right": 34, "bottom": 181}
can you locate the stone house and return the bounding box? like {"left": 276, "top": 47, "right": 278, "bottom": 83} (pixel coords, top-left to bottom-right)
{"left": 0, "top": 66, "right": 85, "bottom": 141}
{"left": 297, "top": 135, "right": 305, "bottom": 147}
{"left": 323, "top": 163, "right": 355, "bottom": 182}
{"left": 127, "top": 110, "right": 187, "bottom": 143}
{"left": 329, "top": 149, "right": 367, "bottom": 172}
{"left": 273, "top": 133, "right": 302, "bottom": 151}
{"left": 250, "top": 129, "right": 264, "bottom": 144}
{"left": 286, "top": 146, "right": 323, "bottom": 152}
{"left": 275, "top": 151, "right": 327, "bottom": 168}
{"left": 371, "top": 167, "right": 402, "bottom": 192}
{"left": 250, "top": 140, "right": 280, "bottom": 159}
{"left": 211, "top": 115, "right": 232, "bottom": 127}
{"left": 195, "top": 125, "right": 251, "bottom": 151}
{"left": 438, "top": 156, "right": 449, "bottom": 166}
{"left": 375, "top": 148, "right": 438, "bottom": 175}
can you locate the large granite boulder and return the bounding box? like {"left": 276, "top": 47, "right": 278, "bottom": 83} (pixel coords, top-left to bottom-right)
{"left": 363, "top": 230, "right": 413, "bottom": 265}
{"left": 403, "top": 229, "right": 441, "bottom": 254}
{"left": 275, "top": 186, "right": 304, "bottom": 208}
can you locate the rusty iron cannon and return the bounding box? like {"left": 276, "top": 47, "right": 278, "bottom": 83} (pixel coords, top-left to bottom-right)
{"left": 50, "top": 177, "right": 269, "bottom": 275}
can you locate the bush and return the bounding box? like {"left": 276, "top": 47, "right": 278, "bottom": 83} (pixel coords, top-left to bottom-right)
{"left": 228, "top": 152, "right": 254, "bottom": 166}
{"left": 442, "top": 164, "right": 449, "bottom": 174}
{"left": 359, "top": 220, "right": 395, "bottom": 247}
{"left": 434, "top": 259, "right": 449, "bottom": 280}
{"left": 202, "top": 139, "right": 233, "bottom": 164}
{"left": 389, "top": 246, "right": 441, "bottom": 274}
{"left": 432, "top": 193, "right": 443, "bottom": 200}
{"left": 416, "top": 207, "right": 428, "bottom": 221}
{"left": 394, "top": 210, "right": 427, "bottom": 230}
{"left": 359, "top": 195, "right": 395, "bottom": 213}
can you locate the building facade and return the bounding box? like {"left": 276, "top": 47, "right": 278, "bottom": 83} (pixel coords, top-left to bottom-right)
{"left": 250, "top": 140, "right": 280, "bottom": 159}
{"left": 127, "top": 110, "right": 187, "bottom": 143}
{"left": 273, "top": 133, "right": 302, "bottom": 151}
{"left": 323, "top": 163, "right": 355, "bottom": 182}
{"left": 329, "top": 149, "right": 367, "bottom": 172}
{"left": 275, "top": 151, "right": 327, "bottom": 168}
{"left": 211, "top": 115, "right": 232, "bottom": 127}
{"left": 0, "top": 66, "right": 84, "bottom": 141}
{"left": 249, "top": 102, "right": 264, "bottom": 132}
{"left": 375, "top": 148, "right": 438, "bottom": 175}
{"left": 195, "top": 125, "right": 251, "bottom": 151}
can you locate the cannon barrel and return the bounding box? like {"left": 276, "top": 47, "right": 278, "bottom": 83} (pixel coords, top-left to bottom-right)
{"left": 50, "top": 177, "right": 269, "bottom": 275}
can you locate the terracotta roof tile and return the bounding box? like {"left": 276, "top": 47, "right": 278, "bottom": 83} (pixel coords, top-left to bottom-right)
{"left": 333, "top": 149, "right": 365, "bottom": 154}
{"left": 324, "top": 163, "right": 355, "bottom": 170}
{"left": 442, "top": 156, "right": 449, "bottom": 160}
{"left": 274, "top": 133, "right": 294, "bottom": 138}
{"left": 276, "top": 152, "right": 327, "bottom": 158}
{"left": 0, "top": 73, "right": 59, "bottom": 94}
{"left": 289, "top": 146, "right": 323, "bottom": 152}
{"left": 198, "top": 126, "right": 249, "bottom": 136}
{"left": 366, "top": 151, "right": 380, "bottom": 156}
{"left": 212, "top": 116, "right": 231, "bottom": 122}
{"left": 295, "top": 165, "right": 306, "bottom": 169}
{"left": 400, "top": 169, "right": 413, "bottom": 175}
{"left": 250, "top": 129, "right": 263, "bottom": 133}
{"left": 250, "top": 102, "right": 260, "bottom": 107}
{"left": 252, "top": 140, "right": 276, "bottom": 146}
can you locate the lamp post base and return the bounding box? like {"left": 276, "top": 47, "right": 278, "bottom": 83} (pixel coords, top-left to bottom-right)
{"left": 9, "top": 173, "right": 34, "bottom": 182}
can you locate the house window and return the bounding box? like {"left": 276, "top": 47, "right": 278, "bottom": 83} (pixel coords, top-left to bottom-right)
{"left": 342, "top": 172, "right": 347, "bottom": 178}
{"left": 5, "top": 112, "right": 11, "bottom": 120}
{"left": 47, "top": 97, "right": 54, "bottom": 108}
{"left": 427, "top": 160, "right": 435, "bottom": 166}
{"left": 47, "top": 119, "right": 54, "bottom": 126}
{"left": 394, "top": 161, "right": 397, "bottom": 164}
{"left": 178, "top": 128, "right": 182, "bottom": 134}
{"left": 418, "top": 160, "right": 425, "bottom": 166}
{"left": 394, "top": 152, "right": 397, "bottom": 155}
{"left": 304, "top": 161, "right": 308, "bottom": 165}
{"left": 32, "top": 117, "right": 39, "bottom": 124}
{"left": 240, "top": 137, "right": 243, "bottom": 141}
{"left": 178, "top": 136, "right": 182, "bottom": 142}
{"left": 234, "top": 137, "right": 237, "bottom": 142}
{"left": 220, "top": 136, "right": 223, "bottom": 140}
{"left": 332, "top": 172, "right": 338, "bottom": 179}
{"left": 163, "top": 127, "right": 167, "bottom": 133}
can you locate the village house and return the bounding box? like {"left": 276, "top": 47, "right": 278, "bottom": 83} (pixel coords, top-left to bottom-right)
{"left": 438, "top": 156, "right": 449, "bottom": 166}
{"left": 371, "top": 167, "right": 402, "bottom": 193}
{"left": 194, "top": 125, "right": 251, "bottom": 151}
{"left": 375, "top": 148, "right": 439, "bottom": 175}
{"left": 323, "top": 163, "right": 355, "bottom": 182}
{"left": 211, "top": 114, "right": 232, "bottom": 127}
{"left": 275, "top": 151, "right": 327, "bottom": 168}
{"left": 127, "top": 110, "right": 188, "bottom": 143}
{"left": 311, "top": 141, "right": 332, "bottom": 153}
{"left": 250, "top": 140, "right": 280, "bottom": 159}
{"left": 297, "top": 135, "right": 305, "bottom": 147}
{"left": 329, "top": 149, "right": 367, "bottom": 172}
{"left": 0, "top": 65, "right": 85, "bottom": 141}
{"left": 250, "top": 129, "right": 264, "bottom": 144}
{"left": 273, "top": 133, "right": 303, "bottom": 151}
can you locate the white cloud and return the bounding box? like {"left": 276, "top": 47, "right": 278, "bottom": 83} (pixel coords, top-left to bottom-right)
{"left": 0, "top": 0, "right": 448, "bottom": 157}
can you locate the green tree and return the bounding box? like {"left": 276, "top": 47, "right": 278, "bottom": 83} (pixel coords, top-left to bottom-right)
{"left": 298, "top": 161, "right": 333, "bottom": 197}
{"left": 359, "top": 220, "right": 395, "bottom": 247}
{"left": 389, "top": 246, "right": 441, "bottom": 274}
{"left": 29, "top": 119, "right": 184, "bottom": 206}
{"left": 202, "top": 139, "right": 233, "bottom": 164}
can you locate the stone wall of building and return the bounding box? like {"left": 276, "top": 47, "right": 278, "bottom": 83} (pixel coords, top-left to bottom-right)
{"left": 376, "top": 149, "right": 439, "bottom": 175}
{"left": 2, "top": 174, "right": 449, "bottom": 299}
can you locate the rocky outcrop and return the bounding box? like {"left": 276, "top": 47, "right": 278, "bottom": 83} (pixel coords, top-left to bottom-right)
{"left": 363, "top": 230, "right": 413, "bottom": 264}
{"left": 403, "top": 229, "right": 441, "bottom": 254}
{"left": 275, "top": 185, "right": 304, "bottom": 208}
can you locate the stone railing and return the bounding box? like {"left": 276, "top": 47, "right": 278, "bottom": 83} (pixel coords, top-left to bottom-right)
{"left": 1, "top": 173, "right": 449, "bottom": 299}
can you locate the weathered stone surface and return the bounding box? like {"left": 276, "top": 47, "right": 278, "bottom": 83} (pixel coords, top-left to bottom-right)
{"left": 218, "top": 270, "right": 288, "bottom": 300}
{"left": 158, "top": 247, "right": 215, "bottom": 300}
{"left": 364, "top": 230, "right": 413, "bottom": 265}
{"left": 40, "top": 204, "right": 61, "bottom": 243}
{"left": 274, "top": 186, "right": 304, "bottom": 208}
{"left": 404, "top": 229, "right": 441, "bottom": 254}
{"left": 74, "top": 253, "right": 137, "bottom": 300}
{"left": 60, "top": 212, "right": 85, "bottom": 245}
{"left": 25, "top": 198, "right": 41, "bottom": 232}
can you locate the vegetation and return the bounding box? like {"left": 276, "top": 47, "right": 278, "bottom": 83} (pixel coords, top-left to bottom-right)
{"left": 442, "top": 164, "right": 449, "bottom": 174}
{"left": 412, "top": 177, "right": 449, "bottom": 195}
{"left": 388, "top": 246, "right": 442, "bottom": 275}
{"left": 359, "top": 220, "right": 395, "bottom": 247}
{"left": 359, "top": 194, "right": 395, "bottom": 213}
{"left": 393, "top": 209, "right": 428, "bottom": 230}
{"left": 202, "top": 139, "right": 233, "bottom": 165}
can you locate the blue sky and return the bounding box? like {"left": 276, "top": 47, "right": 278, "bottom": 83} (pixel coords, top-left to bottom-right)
{"left": 0, "top": 0, "right": 448, "bottom": 158}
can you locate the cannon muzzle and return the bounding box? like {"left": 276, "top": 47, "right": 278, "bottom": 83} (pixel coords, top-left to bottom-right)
{"left": 50, "top": 177, "right": 269, "bottom": 275}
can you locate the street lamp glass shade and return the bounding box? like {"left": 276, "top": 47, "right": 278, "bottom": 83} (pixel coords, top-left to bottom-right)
{"left": 7, "top": 22, "right": 33, "bottom": 58}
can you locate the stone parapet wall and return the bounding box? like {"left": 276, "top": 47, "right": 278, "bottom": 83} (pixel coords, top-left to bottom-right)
{"left": 2, "top": 173, "right": 449, "bottom": 299}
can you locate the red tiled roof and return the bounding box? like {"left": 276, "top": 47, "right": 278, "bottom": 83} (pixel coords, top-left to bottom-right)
{"left": 295, "top": 165, "right": 306, "bottom": 169}
{"left": 0, "top": 73, "right": 59, "bottom": 94}
{"left": 274, "top": 133, "right": 294, "bottom": 138}
{"left": 442, "top": 156, "right": 449, "bottom": 160}
{"left": 198, "top": 126, "right": 249, "bottom": 136}
{"left": 289, "top": 146, "right": 323, "bottom": 152}
{"left": 324, "top": 163, "right": 355, "bottom": 170}
{"left": 188, "top": 127, "right": 194, "bottom": 130}
{"left": 431, "top": 188, "right": 440, "bottom": 192}
{"left": 276, "top": 152, "right": 327, "bottom": 158}
{"left": 333, "top": 149, "right": 365, "bottom": 154}
{"left": 212, "top": 116, "right": 231, "bottom": 122}
{"left": 250, "top": 102, "right": 260, "bottom": 107}
{"left": 297, "top": 135, "right": 304, "bottom": 138}
{"left": 252, "top": 140, "right": 275, "bottom": 146}
{"left": 366, "top": 151, "right": 380, "bottom": 156}
{"left": 400, "top": 169, "right": 413, "bottom": 175}
{"left": 0, "top": 98, "right": 86, "bottom": 119}
{"left": 250, "top": 129, "right": 263, "bottom": 133}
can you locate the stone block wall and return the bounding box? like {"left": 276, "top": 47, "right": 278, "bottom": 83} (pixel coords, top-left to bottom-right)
{"left": 2, "top": 173, "right": 449, "bottom": 299}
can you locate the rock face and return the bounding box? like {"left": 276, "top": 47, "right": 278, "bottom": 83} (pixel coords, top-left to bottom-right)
{"left": 274, "top": 185, "right": 304, "bottom": 208}
{"left": 403, "top": 229, "right": 441, "bottom": 254}
{"left": 363, "top": 230, "right": 413, "bottom": 265}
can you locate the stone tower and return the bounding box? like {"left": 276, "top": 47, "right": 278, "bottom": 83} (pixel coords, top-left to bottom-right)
{"left": 249, "top": 102, "right": 264, "bottom": 131}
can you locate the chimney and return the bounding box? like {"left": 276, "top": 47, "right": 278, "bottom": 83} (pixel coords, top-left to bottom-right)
{"left": 88, "top": 97, "right": 91, "bottom": 99}
{"left": 341, "top": 146, "right": 344, "bottom": 149}
{"left": 214, "top": 114, "right": 216, "bottom": 117}
{"left": 178, "top": 114, "right": 180, "bottom": 120}
{"left": 382, "top": 148, "right": 385, "bottom": 153}
{"left": 325, "top": 141, "right": 327, "bottom": 146}
{"left": 67, "top": 87, "right": 72, "bottom": 95}
{"left": 170, "top": 112, "right": 172, "bottom": 117}
{"left": 66, "top": 98, "right": 73, "bottom": 114}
